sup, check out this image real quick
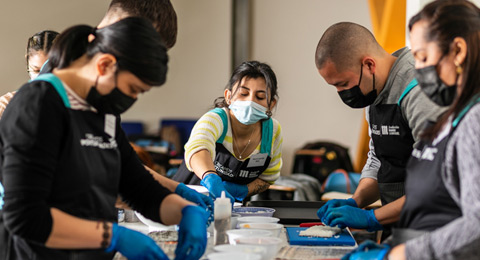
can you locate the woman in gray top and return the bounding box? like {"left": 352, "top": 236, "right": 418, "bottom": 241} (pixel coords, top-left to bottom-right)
{"left": 343, "top": 0, "right": 480, "bottom": 259}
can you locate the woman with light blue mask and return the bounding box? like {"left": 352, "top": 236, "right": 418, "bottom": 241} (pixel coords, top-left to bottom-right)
{"left": 173, "top": 61, "right": 283, "bottom": 203}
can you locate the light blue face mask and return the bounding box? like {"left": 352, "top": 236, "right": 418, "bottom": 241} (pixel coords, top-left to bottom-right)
{"left": 229, "top": 100, "right": 269, "bottom": 125}
{"left": 0, "top": 181, "right": 4, "bottom": 210}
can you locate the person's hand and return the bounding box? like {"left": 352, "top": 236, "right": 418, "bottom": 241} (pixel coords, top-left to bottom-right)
{"left": 322, "top": 206, "right": 382, "bottom": 231}
{"left": 200, "top": 174, "right": 235, "bottom": 204}
{"left": 175, "top": 183, "right": 214, "bottom": 225}
{"left": 175, "top": 205, "right": 208, "bottom": 260}
{"left": 106, "top": 223, "right": 168, "bottom": 260}
{"left": 222, "top": 181, "right": 249, "bottom": 201}
{"left": 317, "top": 198, "right": 357, "bottom": 220}
{"left": 341, "top": 240, "right": 390, "bottom": 260}
{"left": 0, "top": 182, "right": 4, "bottom": 210}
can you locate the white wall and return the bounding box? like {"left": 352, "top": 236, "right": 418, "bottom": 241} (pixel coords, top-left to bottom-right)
{"left": 0, "top": 0, "right": 371, "bottom": 176}
{"left": 251, "top": 0, "right": 370, "bottom": 174}
{"left": 0, "top": 0, "right": 110, "bottom": 90}
{"left": 121, "top": 0, "right": 232, "bottom": 131}
{"left": 406, "top": 0, "right": 480, "bottom": 46}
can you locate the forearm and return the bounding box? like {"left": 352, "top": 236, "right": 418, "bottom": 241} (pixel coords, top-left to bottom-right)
{"left": 145, "top": 165, "right": 178, "bottom": 192}
{"left": 388, "top": 244, "right": 407, "bottom": 260}
{"left": 189, "top": 149, "right": 216, "bottom": 179}
{"left": 46, "top": 208, "right": 109, "bottom": 249}
{"left": 247, "top": 178, "right": 270, "bottom": 196}
{"left": 159, "top": 194, "right": 195, "bottom": 225}
{"left": 116, "top": 165, "right": 178, "bottom": 209}
{"left": 374, "top": 196, "right": 405, "bottom": 225}
{"left": 352, "top": 178, "right": 380, "bottom": 208}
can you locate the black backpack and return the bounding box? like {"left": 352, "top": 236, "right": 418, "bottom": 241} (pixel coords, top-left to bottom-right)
{"left": 292, "top": 141, "right": 354, "bottom": 184}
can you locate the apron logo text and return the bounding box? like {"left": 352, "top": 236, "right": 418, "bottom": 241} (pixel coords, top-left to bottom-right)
{"left": 214, "top": 161, "right": 234, "bottom": 178}
{"left": 80, "top": 134, "right": 117, "bottom": 149}
{"left": 412, "top": 147, "right": 438, "bottom": 161}
{"left": 372, "top": 124, "right": 400, "bottom": 136}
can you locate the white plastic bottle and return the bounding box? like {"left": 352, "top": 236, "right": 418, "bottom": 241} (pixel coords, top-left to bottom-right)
{"left": 214, "top": 191, "right": 232, "bottom": 245}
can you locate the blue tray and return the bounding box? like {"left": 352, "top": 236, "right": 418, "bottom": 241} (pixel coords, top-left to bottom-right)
{"left": 286, "top": 227, "right": 356, "bottom": 246}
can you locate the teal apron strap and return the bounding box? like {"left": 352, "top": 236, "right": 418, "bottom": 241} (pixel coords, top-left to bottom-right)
{"left": 260, "top": 118, "right": 273, "bottom": 155}
{"left": 33, "top": 73, "right": 71, "bottom": 108}
{"left": 452, "top": 95, "right": 480, "bottom": 128}
{"left": 397, "top": 78, "right": 418, "bottom": 106}
{"left": 210, "top": 108, "right": 228, "bottom": 143}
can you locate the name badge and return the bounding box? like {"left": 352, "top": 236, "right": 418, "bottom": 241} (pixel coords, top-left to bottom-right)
{"left": 247, "top": 153, "right": 268, "bottom": 168}
{"left": 105, "top": 114, "right": 116, "bottom": 138}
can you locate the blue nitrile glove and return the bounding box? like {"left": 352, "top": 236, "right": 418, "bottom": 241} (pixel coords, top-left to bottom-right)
{"left": 222, "top": 181, "right": 249, "bottom": 201}
{"left": 0, "top": 182, "right": 4, "bottom": 210}
{"left": 200, "top": 173, "right": 235, "bottom": 205}
{"left": 341, "top": 240, "right": 390, "bottom": 260}
{"left": 317, "top": 198, "right": 358, "bottom": 219}
{"left": 106, "top": 223, "right": 168, "bottom": 260}
{"left": 322, "top": 206, "right": 383, "bottom": 232}
{"left": 175, "top": 183, "right": 214, "bottom": 225}
{"left": 175, "top": 205, "right": 208, "bottom": 260}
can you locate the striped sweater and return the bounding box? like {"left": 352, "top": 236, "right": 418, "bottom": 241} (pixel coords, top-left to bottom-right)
{"left": 184, "top": 108, "right": 283, "bottom": 184}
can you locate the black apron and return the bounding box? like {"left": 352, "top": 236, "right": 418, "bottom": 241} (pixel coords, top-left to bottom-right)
{"left": 399, "top": 127, "right": 462, "bottom": 231}
{"left": 397, "top": 96, "right": 480, "bottom": 232}
{"left": 173, "top": 108, "right": 272, "bottom": 186}
{"left": 369, "top": 79, "right": 417, "bottom": 206}
{"left": 1, "top": 74, "right": 117, "bottom": 260}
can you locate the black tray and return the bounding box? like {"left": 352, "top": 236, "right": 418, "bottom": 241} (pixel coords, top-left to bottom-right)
{"left": 245, "top": 200, "right": 325, "bottom": 225}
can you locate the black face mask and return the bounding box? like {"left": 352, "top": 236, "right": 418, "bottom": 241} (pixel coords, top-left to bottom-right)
{"left": 86, "top": 76, "right": 136, "bottom": 115}
{"left": 415, "top": 65, "right": 457, "bottom": 107}
{"left": 338, "top": 65, "right": 377, "bottom": 108}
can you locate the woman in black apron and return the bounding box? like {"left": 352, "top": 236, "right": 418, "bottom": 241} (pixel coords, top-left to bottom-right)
{"left": 0, "top": 17, "right": 207, "bottom": 260}
{"left": 343, "top": 1, "right": 480, "bottom": 259}
{"left": 173, "top": 61, "right": 283, "bottom": 203}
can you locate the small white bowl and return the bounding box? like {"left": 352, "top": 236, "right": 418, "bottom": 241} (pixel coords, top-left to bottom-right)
{"left": 208, "top": 252, "right": 261, "bottom": 260}
{"left": 213, "top": 244, "right": 267, "bottom": 256}
{"left": 235, "top": 236, "right": 283, "bottom": 260}
{"left": 226, "top": 229, "right": 274, "bottom": 244}
{"left": 238, "top": 223, "right": 284, "bottom": 237}
{"left": 237, "top": 216, "right": 279, "bottom": 225}
{"left": 233, "top": 207, "right": 275, "bottom": 217}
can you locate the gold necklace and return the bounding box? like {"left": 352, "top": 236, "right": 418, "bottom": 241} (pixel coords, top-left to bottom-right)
{"left": 233, "top": 125, "right": 256, "bottom": 159}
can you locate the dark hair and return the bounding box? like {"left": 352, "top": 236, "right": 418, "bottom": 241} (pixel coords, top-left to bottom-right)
{"left": 26, "top": 30, "right": 59, "bottom": 67}
{"left": 47, "top": 17, "right": 168, "bottom": 86}
{"left": 107, "top": 0, "right": 177, "bottom": 49}
{"left": 409, "top": 0, "right": 480, "bottom": 139}
{"left": 315, "top": 22, "right": 382, "bottom": 71}
{"left": 214, "top": 61, "right": 279, "bottom": 111}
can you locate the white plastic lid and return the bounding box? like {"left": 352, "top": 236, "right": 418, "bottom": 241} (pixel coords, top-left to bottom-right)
{"left": 216, "top": 191, "right": 231, "bottom": 204}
